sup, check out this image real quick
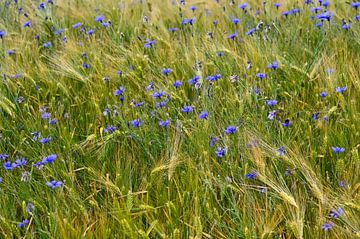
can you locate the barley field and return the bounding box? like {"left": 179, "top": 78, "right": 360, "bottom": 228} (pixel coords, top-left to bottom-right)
{"left": 0, "top": 0, "right": 359, "bottom": 238}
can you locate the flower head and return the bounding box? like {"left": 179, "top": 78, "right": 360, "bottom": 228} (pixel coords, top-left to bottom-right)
{"left": 181, "top": 105, "right": 193, "bottom": 114}
{"left": 224, "top": 126, "right": 237, "bottom": 135}
{"left": 198, "top": 111, "right": 208, "bottom": 120}
{"left": 46, "top": 180, "right": 64, "bottom": 189}
{"left": 332, "top": 147, "right": 345, "bottom": 154}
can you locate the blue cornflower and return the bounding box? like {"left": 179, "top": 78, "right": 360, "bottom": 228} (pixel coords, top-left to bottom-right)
{"left": 173, "top": 80, "right": 182, "bottom": 89}
{"left": 102, "top": 22, "right": 110, "bottom": 27}
{"left": 152, "top": 90, "right": 165, "bottom": 99}
{"left": 114, "top": 86, "right": 125, "bottom": 96}
{"left": 0, "top": 30, "right": 6, "bottom": 39}
{"left": 198, "top": 111, "right": 208, "bottom": 120}
{"left": 181, "top": 18, "right": 195, "bottom": 25}
{"left": 168, "top": 27, "right": 178, "bottom": 33}
{"left": 277, "top": 146, "right": 286, "bottom": 156}
{"left": 245, "top": 171, "right": 257, "bottom": 179}
{"left": 144, "top": 39, "right": 156, "bottom": 48}
{"left": 282, "top": 11, "right": 290, "bottom": 18}
{"left": 6, "top": 49, "right": 15, "bottom": 55}
{"left": 332, "top": 147, "right": 345, "bottom": 154}
{"left": 0, "top": 177, "right": 2, "bottom": 183}
{"left": 46, "top": 180, "right": 64, "bottom": 189}
{"left": 32, "top": 132, "right": 41, "bottom": 140}
{"left": 55, "top": 29, "right": 64, "bottom": 35}
{"left": 95, "top": 15, "right": 105, "bottom": 22}
{"left": 311, "top": 7, "right": 322, "bottom": 13}
{"left": 104, "top": 125, "right": 117, "bottom": 134}
{"left": 351, "top": 2, "right": 360, "bottom": 9}
{"left": 131, "top": 119, "right": 142, "bottom": 128}
{"left": 329, "top": 208, "right": 344, "bottom": 218}
{"left": 0, "top": 154, "right": 9, "bottom": 161}
{"left": 232, "top": 18, "right": 240, "bottom": 25}
{"left": 189, "top": 6, "right": 197, "bottom": 12}
{"left": 18, "top": 219, "right": 29, "bottom": 229}
{"left": 3, "top": 161, "right": 13, "bottom": 170}
{"left": 26, "top": 203, "right": 35, "bottom": 215}
{"left": 206, "top": 74, "right": 221, "bottom": 82}
{"left": 49, "top": 118, "right": 57, "bottom": 124}
{"left": 316, "top": 11, "right": 332, "bottom": 21}
{"left": 23, "top": 21, "right": 31, "bottom": 28}
{"left": 43, "top": 41, "right": 52, "bottom": 48}
{"left": 228, "top": 32, "right": 237, "bottom": 39}
{"left": 290, "top": 8, "right": 300, "bottom": 15}
{"left": 320, "top": 91, "right": 327, "bottom": 97}
{"left": 312, "top": 112, "right": 320, "bottom": 120}
{"left": 224, "top": 126, "right": 237, "bottom": 135}
{"left": 72, "top": 22, "right": 82, "bottom": 28}
{"left": 282, "top": 119, "right": 292, "bottom": 127}
{"left": 354, "top": 14, "right": 360, "bottom": 21}
{"left": 156, "top": 100, "right": 168, "bottom": 108}
{"left": 42, "top": 154, "right": 57, "bottom": 164}
{"left": 209, "top": 136, "right": 218, "bottom": 148}
{"left": 161, "top": 68, "right": 172, "bottom": 76}
{"left": 267, "top": 110, "right": 277, "bottom": 120}
{"left": 87, "top": 29, "right": 95, "bottom": 35}
{"left": 335, "top": 86, "right": 347, "bottom": 93}
{"left": 215, "top": 147, "right": 227, "bottom": 158}
{"left": 181, "top": 105, "right": 193, "bottom": 114}
{"left": 321, "top": 222, "right": 333, "bottom": 231}
{"left": 274, "top": 3, "right": 282, "bottom": 9}
{"left": 245, "top": 28, "right": 256, "bottom": 36}
{"left": 13, "top": 158, "right": 26, "bottom": 168}
{"left": 238, "top": 3, "right": 248, "bottom": 9}
{"left": 41, "top": 112, "right": 51, "bottom": 119}
{"left": 188, "top": 75, "right": 200, "bottom": 85}
{"left": 256, "top": 73, "right": 267, "bottom": 79}
{"left": 216, "top": 51, "right": 224, "bottom": 57}
{"left": 266, "top": 100, "right": 278, "bottom": 107}
{"left": 267, "top": 60, "right": 279, "bottom": 69}
{"left": 159, "top": 119, "right": 170, "bottom": 128}
{"left": 38, "top": 2, "right": 46, "bottom": 9}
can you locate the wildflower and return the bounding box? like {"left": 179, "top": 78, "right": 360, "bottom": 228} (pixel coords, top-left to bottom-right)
{"left": 43, "top": 41, "right": 52, "bottom": 48}
{"left": 173, "top": 80, "right": 182, "bottom": 88}
{"left": 351, "top": 2, "right": 360, "bottom": 9}
{"left": 259, "top": 187, "right": 267, "bottom": 193}
{"left": 339, "top": 181, "right": 346, "bottom": 187}
{"left": 215, "top": 147, "right": 227, "bottom": 158}
{"left": 159, "top": 119, "right": 170, "bottom": 128}
{"left": 277, "top": 146, "right": 286, "bottom": 156}
{"left": 152, "top": 90, "right": 165, "bottom": 99}
{"left": 13, "top": 158, "right": 26, "bottom": 168}
{"left": 282, "top": 119, "right": 292, "bottom": 127}
{"left": 321, "top": 222, "right": 333, "bottom": 231}
{"left": 156, "top": 100, "right": 168, "bottom": 108}
{"left": 42, "top": 154, "right": 57, "bottom": 164}
{"left": 46, "top": 180, "right": 64, "bottom": 189}
{"left": 104, "top": 125, "right": 117, "bottom": 134}
{"left": 282, "top": 11, "right": 290, "bottom": 18}
{"left": 228, "top": 32, "right": 237, "bottom": 40}
{"left": 335, "top": 86, "right": 347, "bottom": 93}
{"left": 274, "top": 3, "right": 282, "bottom": 9}
{"left": 198, "top": 111, "right": 208, "bottom": 120}
{"left": 268, "top": 110, "right": 277, "bottom": 120}
{"left": 95, "top": 15, "right": 104, "bottom": 22}
{"left": 329, "top": 208, "right": 344, "bottom": 218}
{"left": 82, "top": 63, "right": 90, "bottom": 69}
{"left": 145, "top": 82, "right": 154, "bottom": 91}
{"left": 161, "top": 68, "right": 172, "bottom": 76}
{"left": 23, "top": 21, "right": 31, "bottom": 27}
{"left": 256, "top": 73, "right": 267, "bottom": 80}
{"left": 232, "top": 18, "right": 240, "bottom": 25}
{"left": 26, "top": 203, "right": 35, "bottom": 215}
{"left": 188, "top": 75, "right": 200, "bottom": 85}
{"left": 131, "top": 119, "right": 142, "bottom": 128}
{"left": 320, "top": 91, "right": 327, "bottom": 97}
{"left": 189, "top": 6, "right": 197, "bottom": 12}
{"left": 332, "top": 147, "right": 345, "bottom": 154}
{"left": 114, "top": 86, "right": 125, "bottom": 96}
{"left": 245, "top": 171, "right": 257, "bottom": 179}
{"left": 168, "top": 27, "right": 178, "bottom": 33}
{"left": 216, "top": 51, "right": 224, "bottom": 57}
{"left": 181, "top": 105, "right": 193, "bottom": 114}
{"left": 267, "top": 60, "right": 279, "bottom": 69}
{"left": 238, "top": 3, "right": 248, "bottom": 10}
{"left": 0, "top": 30, "right": 6, "bottom": 39}
{"left": 3, "top": 161, "right": 13, "bottom": 170}
{"left": 144, "top": 39, "right": 156, "bottom": 48}
{"left": 72, "top": 22, "right": 82, "bottom": 28}
{"left": 224, "top": 126, "right": 237, "bottom": 135}
{"left": 7, "top": 49, "right": 15, "bottom": 55}
{"left": 266, "top": 100, "right": 278, "bottom": 107}
{"left": 49, "top": 118, "right": 57, "bottom": 124}
{"left": 18, "top": 219, "right": 29, "bottom": 229}
{"left": 87, "top": 29, "right": 95, "bottom": 35}
{"left": 316, "top": 11, "right": 332, "bottom": 21}
{"left": 0, "top": 154, "right": 9, "bottom": 160}
{"left": 209, "top": 136, "right": 218, "bottom": 148}
{"left": 0, "top": 177, "right": 2, "bottom": 183}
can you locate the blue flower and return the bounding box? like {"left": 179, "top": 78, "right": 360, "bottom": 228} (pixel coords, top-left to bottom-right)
{"left": 0, "top": 154, "right": 9, "bottom": 161}
{"left": 320, "top": 91, "right": 327, "bottom": 97}
{"left": 321, "top": 222, "right": 333, "bottom": 231}
{"left": 38, "top": 2, "right": 46, "bottom": 9}
{"left": 87, "top": 29, "right": 95, "bottom": 35}
{"left": 131, "top": 119, "right": 142, "bottom": 128}
{"left": 332, "top": 147, "right": 345, "bottom": 154}
{"left": 173, "top": 80, "right": 182, "bottom": 88}
{"left": 316, "top": 11, "right": 332, "bottom": 21}
{"left": 23, "top": 21, "right": 31, "bottom": 28}
{"left": 7, "top": 49, "right": 15, "bottom": 55}
{"left": 3, "top": 161, "right": 13, "bottom": 170}
{"left": 267, "top": 110, "right": 277, "bottom": 120}
{"left": 246, "top": 28, "right": 256, "bottom": 36}
{"left": 152, "top": 90, "right": 165, "bottom": 99}
{"left": 329, "top": 208, "right": 344, "bottom": 218}
{"left": 351, "top": 2, "right": 360, "bottom": 9}
{"left": 224, "top": 126, "right": 237, "bottom": 135}
{"left": 0, "top": 30, "right": 6, "bottom": 39}
{"left": 266, "top": 100, "right": 278, "bottom": 107}
{"left": 209, "top": 136, "right": 218, "bottom": 148}
{"left": 245, "top": 171, "right": 257, "bottom": 179}
{"left": 335, "top": 86, "right": 347, "bottom": 93}
{"left": 46, "top": 180, "right": 64, "bottom": 189}
{"left": 18, "top": 219, "right": 29, "bottom": 228}
{"left": 232, "top": 18, "right": 240, "bottom": 25}
{"left": 267, "top": 60, "right": 279, "bottom": 69}
{"left": 159, "top": 119, "right": 170, "bottom": 128}
{"left": 188, "top": 75, "right": 200, "bottom": 85}
{"left": 228, "top": 32, "right": 237, "bottom": 40}
{"left": 13, "top": 158, "right": 27, "bottom": 168}
{"left": 189, "top": 6, "right": 197, "bottom": 12}
{"left": 161, "top": 68, "right": 172, "bottom": 76}
{"left": 238, "top": 3, "right": 248, "bottom": 10}
{"left": 144, "top": 39, "right": 156, "bottom": 48}
{"left": 277, "top": 146, "right": 286, "bottom": 156}
{"left": 282, "top": 119, "right": 292, "bottom": 127}
{"left": 114, "top": 86, "right": 125, "bottom": 96}
{"left": 42, "top": 154, "right": 57, "bottom": 164}
{"left": 198, "top": 111, "right": 208, "bottom": 120}
{"left": 43, "top": 41, "right": 52, "bottom": 48}
{"left": 72, "top": 22, "right": 82, "bottom": 28}
{"left": 215, "top": 147, "right": 227, "bottom": 158}
{"left": 104, "top": 125, "right": 117, "bottom": 134}
{"left": 274, "top": 3, "right": 282, "bottom": 9}
{"left": 168, "top": 27, "right": 178, "bottom": 33}
{"left": 49, "top": 118, "right": 57, "bottom": 125}
{"left": 181, "top": 105, "right": 193, "bottom": 114}
{"left": 256, "top": 73, "right": 267, "bottom": 79}
{"left": 95, "top": 15, "right": 104, "bottom": 22}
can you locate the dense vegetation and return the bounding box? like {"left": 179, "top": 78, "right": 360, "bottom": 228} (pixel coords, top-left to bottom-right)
{"left": 0, "top": 0, "right": 359, "bottom": 238}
